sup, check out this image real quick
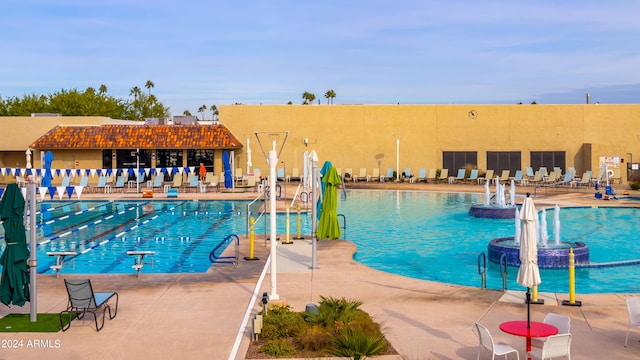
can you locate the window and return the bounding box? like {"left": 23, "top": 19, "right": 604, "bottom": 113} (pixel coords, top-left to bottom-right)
{"left": 102, "top": 149, "right": 112, "bottom": 169}
{"left": 530, "top": 151, "right": 566, "bottom": 172}
{"left": 486, "top": 152, "right": 521, "bottom": 177}
{"left": 156, "top": 149, "right": 183, "bottom": 168}
{"left": 116, "top": 149, "right": 151, "bottom": 169}
{"left": 442, "top": 151, "right": 477, "bottom": 173}
{"left": 187, "top": 149, "right": 214, "bottom": 172}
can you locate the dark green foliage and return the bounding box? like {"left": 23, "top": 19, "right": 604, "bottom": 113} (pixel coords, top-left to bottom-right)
{"left": 260, "top": 305, "right": 306, "bottom": 340}
{"left": 253, "top": 297, "right": 391, "bottom": 358}
{"left": 328, "top": 328, "right": 388, "bottom": 360}
{"left": 258, "top": 338, "right": 296, "bottom": 357}
{"left": 0, "top": 313, "right": 76, "bottom": 332}
{"left": 0, "top": 83, "right": 170, "bottom": 119}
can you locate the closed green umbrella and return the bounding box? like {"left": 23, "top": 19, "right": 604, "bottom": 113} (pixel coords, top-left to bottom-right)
{"left": 0, "top": 183, "right": 30, "bottom": 307}
{"left": 317, "top": 166, "right": 342, "bottom": 240}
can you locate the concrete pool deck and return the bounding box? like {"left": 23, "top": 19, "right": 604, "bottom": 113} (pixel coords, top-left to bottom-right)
{"left": 1, "top": 181, "right": 639, "bottom": 359}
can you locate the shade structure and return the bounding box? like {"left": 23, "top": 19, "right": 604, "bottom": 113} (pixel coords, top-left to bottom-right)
{"left": 41, "top": 151, "right": 54, "bottom": 187}
{"left": 316, "top": 166, "right": 342, "bottom": 240}
{"left": 222, "top": 150, "right": 233, "bottom": 188}
{"left": 516, "top": 195, "right": 542, "bottom": 327}
{"left": 317, "top": 161, "right": 333, "bottom": 219}
{"left": 0, "top": 183, "right": 30, "bottom": 307}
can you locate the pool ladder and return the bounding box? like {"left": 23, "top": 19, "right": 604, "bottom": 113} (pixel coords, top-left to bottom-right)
{"left": 477, "top": 252, "right": 508, "bottom": 290}
{"left": 209, "top": 234, "right": 239, "bottom": 267}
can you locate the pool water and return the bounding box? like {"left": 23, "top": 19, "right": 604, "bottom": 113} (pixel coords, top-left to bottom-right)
{"left": 1, "top": 191, "right": 639, "bottom": 293}
{"left": 340, "top": 190, "right": 640, "bottom": 294}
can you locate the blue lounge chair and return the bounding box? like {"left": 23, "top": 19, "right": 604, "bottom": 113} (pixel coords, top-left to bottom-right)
{"left": 416, "top": 168, "right": 427, "bottom": 182}
{"left": 466, "top": 169, "right": 479, "bottom": 184}
{"left": 383, "top": 168, "right": 394, "bottom": 182}
{"left": 60, "top": 279, "right": 118, "bottom": 332}
{"left": 453, "top": 168, "right": 466, "bottom": 183}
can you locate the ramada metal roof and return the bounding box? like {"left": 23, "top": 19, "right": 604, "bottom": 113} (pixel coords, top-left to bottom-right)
{"left": 29, "top": 124, "right": 244, "bottom": 150}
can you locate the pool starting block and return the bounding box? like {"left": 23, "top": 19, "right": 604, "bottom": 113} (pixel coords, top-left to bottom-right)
{"left": 46, "top": 251, "right": 77, "bottom": 278}
{"left": 127, "top": 251, "right": 155, "bottom": 277}
{"left": 167, "top": 188, "right": 178, "bottom": 198}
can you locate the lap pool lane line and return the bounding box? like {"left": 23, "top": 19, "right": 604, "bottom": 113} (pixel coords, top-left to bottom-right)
{"left": 35, "top": 201, "right": 161, "bottom": 273}
{"left": 100, "top": 201, "right": 195, "bottom": 273}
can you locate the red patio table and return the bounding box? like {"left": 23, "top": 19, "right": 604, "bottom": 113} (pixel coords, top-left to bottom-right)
{"left": 500, "top": 320, "right": 558, "bottom": 357}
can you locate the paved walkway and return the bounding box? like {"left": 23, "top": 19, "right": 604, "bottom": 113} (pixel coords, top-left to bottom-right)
{"left": 0, "top": 182, "right": 639, "bottom": 359}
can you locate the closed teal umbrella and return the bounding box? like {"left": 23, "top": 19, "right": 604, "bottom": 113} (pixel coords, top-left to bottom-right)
{"left": 0, "top": 183, "right": 30, "bottom": 307}
{"left": 317, "top": 166, "right": 342, "bottom": 240}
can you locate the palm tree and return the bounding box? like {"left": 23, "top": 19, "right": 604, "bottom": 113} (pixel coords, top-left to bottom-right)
{"left": 183, "top": 110, "right": 192, "bottom": 116}
{"left": 324, "top": 89, "right": 336, "bottom": 104}
{"left": 129, "top": 86, "right": 141, "bottom": 100}
{"left": 302, "top": 91, "right": 316, "bottom": 105}
{"left": 210, "top": 104, "right": 218, "bottom": 120}
{"left": 198, "top": 104, "right": 207, "bottom": 120}
{"left": 99, "top": 84, "right": 108, "bottom": 95}
{"left": 145, "top": 80, "right": 155, "bottom": 96}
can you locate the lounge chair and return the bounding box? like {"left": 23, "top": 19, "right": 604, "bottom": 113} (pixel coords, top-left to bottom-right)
{"left": 382, "top": 168, "right": 394, "bottom": 182}
{"left": 466, "top": 169, "right": 479, "bottom": 184}
{"left": 512, "top": 170, "right": 525, "bottom": 186}
{"left": 235, "top": 168, "right": 243, "bottom": 184}
{"left": 478, "top": 169, "right": 494, "bottom": 185}
{"left": 525, "top": 167, "right": 535, "bottom": 180}
{"left": 555, "top": 169, "right": 575, "bottom": 188}
{"left": 576, "top": 171, "right": 592, "bottom": 188}
{"left": 402, "top": 168, "right": 413, "bottom": 182}
{"left": 172, "top": 174, "right": 183, "bottom": 189}
{"left": 415, "top": 168, "right": 427, "bottom": 183}
{"left": 290, "top": 168, "right": 300, "bottom": 182}
{"left": 611, "top": 167, "right": 622, "bottom": 184}
{"left": 208, "top": 174, "right": 220, "bottom": 192}
{"left": 277, "top": 167, "right": 285, "bottom": 181}
{"left": 113, "top": 175, "right": 126, "bottom": 192}
{"left": 93, "top": 176, "right": 108, "bottom": 193}
{"left": 152, "top": 175, "right": 163, "bottom": 190}
{"left": 437, "top": 168, "right": 449, "bottom": 183}
{"left": 453, "top": 168, "right": 465, "bottom": 183}
{"left": 60, "top": 176, "right": 71, "bottom": 187}
{"left": 354, "top": 168, "right": 367, "bottom": 182}
{"left": 344, "top": 168, "right": 354, "bottom": 182}
{"left": 529, "top": 170, "right": 543, "bottom": 186}
{"left": 426, "top": 168, "right": 437, "bottom": 183}
{"left": 186, "top": 174, "right": 199, "bottom": 192}
{"left": 498, "top": 169, "right": 510, "bottom": 184}
{"left": 371, "top": 168, "right": 380, "bottom": 182}
{"left": 60, "top": 279, "right": 118, "bottom": 332}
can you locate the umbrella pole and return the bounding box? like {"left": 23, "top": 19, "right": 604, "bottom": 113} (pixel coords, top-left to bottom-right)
{"left": 526, "top": 287, "right": 531, "bottom": 328}
{"left": 28, "top": 182, "right": 37, "bottom": 322}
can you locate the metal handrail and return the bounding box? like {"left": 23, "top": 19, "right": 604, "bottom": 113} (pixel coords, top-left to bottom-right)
{"left": 209, "top": 234, "right": 240, "bottom": 268}
{"left": 499, "top": 253, "right": 508, "bottom": 290}
{"left": 478, "top": 252, "right": 486, "bottom": 289}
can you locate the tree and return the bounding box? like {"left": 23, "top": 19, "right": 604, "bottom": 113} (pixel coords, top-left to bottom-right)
{"left": 302, "top": 91, "right": 316, "bottom": 105}
{"left": 198, "top": 104, "right": 207, "bottom": 120}
{"left": 145, "top": 80, "right": 155, "bottom": 96}
{"left": 129, "top": 86, "right": 141, "bottom": 100}
{"left": 324, "top": 89, "right": 336, "bottom": 104}
{"left": 99, "top": 84, "right": 107, "bottom": 95}
{"left": 183, "top": 110, "right": 192, "bottom": 116}
{"left": 210, "top": 104, "right": 218, "bottom": 120}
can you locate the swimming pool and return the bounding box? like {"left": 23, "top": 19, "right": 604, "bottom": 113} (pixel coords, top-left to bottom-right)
{"left": 340, "top": 190, "right": 640, "bottom": 294}
{"left": 1, "top": 191, "right": 638, "bottom": 293}
{"left": 0, "top": 199, "right": 305, "bottom": 275}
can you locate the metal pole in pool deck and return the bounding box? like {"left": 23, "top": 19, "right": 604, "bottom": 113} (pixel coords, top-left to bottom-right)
{"left": 310, "top": 151, "right": 318, "bottom": 269}
{"left": 28, "top": 181, "right": 37, "bottom": 321}
{"left": 268, "top": 142, "right": 279, "bottom": 300}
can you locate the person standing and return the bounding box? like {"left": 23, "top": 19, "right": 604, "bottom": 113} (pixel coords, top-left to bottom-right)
{"left": 199, "top": 163, "right": 206, "bottom": 181}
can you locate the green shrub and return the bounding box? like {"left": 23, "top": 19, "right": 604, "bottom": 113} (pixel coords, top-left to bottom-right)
{"left": 260, "top": 305, "right": 306, "bottom": 340}
{"left": 307, "top": 296, "right": 364, "bottom": 334}
{"left": 630, "top": 182, "right": 640, "bottom": 190}
{"left": 328, "top": 328, "right": 388, "bottom": 360}
{"left": 294, "top": 324, "right": 333, "bottom": 352}
{"left": 258, "top": 338, "right": 296, "bottom": 357}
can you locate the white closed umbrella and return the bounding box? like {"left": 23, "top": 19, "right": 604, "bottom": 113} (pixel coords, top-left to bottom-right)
{"left": 246, "top": 138, "right": 252, "bottom": 175}
{"left": 516, "top": 194, "right": 541, "bottom": 328}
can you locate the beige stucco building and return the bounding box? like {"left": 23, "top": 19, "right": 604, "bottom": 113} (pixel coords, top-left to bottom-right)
{"left": 1, "top": 103, "right": 639, "bottom": 185}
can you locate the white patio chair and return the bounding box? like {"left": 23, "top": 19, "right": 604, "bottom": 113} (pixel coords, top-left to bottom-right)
{"left": 625, "top": 297, "right": 640, "bottom": 346}
{"left": 533, "top": 313, "right": 570, "bottom": 348}
{"left": 528, "top": 333, "right": 571, "bottom": 360}
{"left": 475, "top": 322, "right": 520, "bottom": 360}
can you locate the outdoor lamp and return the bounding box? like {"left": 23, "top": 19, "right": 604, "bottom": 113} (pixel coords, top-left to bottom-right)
{"left": 261, "top": 292, "right": 269, "bottom": 314}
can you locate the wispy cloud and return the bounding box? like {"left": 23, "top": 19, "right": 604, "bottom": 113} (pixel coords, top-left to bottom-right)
{"left": 1, "top": 0, "right": 639, "bottom": 114}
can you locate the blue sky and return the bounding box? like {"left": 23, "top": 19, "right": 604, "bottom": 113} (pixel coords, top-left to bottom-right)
{"left": 2, "top": 0, "right": 639, "bottom": 116}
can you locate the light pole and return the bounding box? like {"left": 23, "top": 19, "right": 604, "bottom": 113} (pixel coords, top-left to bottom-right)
{"left": 396, "top": 138, "right": 400, "bottom": 182}
{"left": 268, "top": 142, "right": 279, "bottom": 300}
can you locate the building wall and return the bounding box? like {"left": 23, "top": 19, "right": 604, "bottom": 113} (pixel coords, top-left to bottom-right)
{"left": 220, "top": 104, "right": 640, "bottom": 181}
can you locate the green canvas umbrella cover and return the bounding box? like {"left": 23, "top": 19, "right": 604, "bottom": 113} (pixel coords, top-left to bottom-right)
{"left": 317, "top": 167, "right": 342, "bottom": 240}
{"left": 0, "top": 183, "right": 30, "bottom": 307}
